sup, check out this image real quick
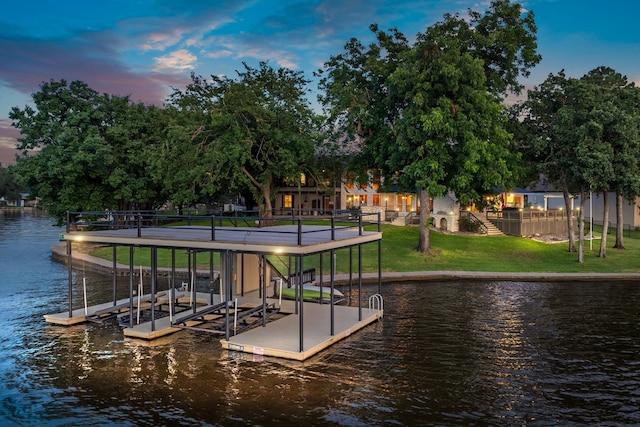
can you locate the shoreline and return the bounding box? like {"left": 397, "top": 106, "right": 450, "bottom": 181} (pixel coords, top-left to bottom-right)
{"left": 50, "top": 242, "right": 640, "bottom": 284}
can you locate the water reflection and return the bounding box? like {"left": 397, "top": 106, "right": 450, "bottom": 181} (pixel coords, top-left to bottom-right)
{"left": 2, "top": 210, "right": 640, "bottom": 425}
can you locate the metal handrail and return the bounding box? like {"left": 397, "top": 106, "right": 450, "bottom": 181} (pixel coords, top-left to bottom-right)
{"left": 459, "top": 211, "right": 488, "bottom": 234}
{"left": 368, "top": 294, "right": 384, "bottom": 315}
{"left": 64, "top": 209, "right": 381, "bottom": 246}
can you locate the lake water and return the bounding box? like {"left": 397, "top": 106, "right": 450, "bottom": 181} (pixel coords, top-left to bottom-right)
{"left": 1, "top": 209, "right": 639, "bottom": 426}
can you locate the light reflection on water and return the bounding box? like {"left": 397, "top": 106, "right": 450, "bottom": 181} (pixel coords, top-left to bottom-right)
{"left": 1, "top": 210, "right": 640, "bottom": 425}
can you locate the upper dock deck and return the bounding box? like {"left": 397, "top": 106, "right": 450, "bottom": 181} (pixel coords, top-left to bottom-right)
{"left": 59, "top": 211, "right": 382, "bottom": 255}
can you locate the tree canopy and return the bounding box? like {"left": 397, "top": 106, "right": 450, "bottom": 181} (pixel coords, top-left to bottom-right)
{"left": 10, "top": 80, "right": 167, "bottom": 222}
{"left": 319, "top": 0, "right": 540, "bottom": 251}
{"left": 166, "top": 62, "right": 320, "bottom": 217}
{"left": 517, "top": 67, "right": 640, "bottom": 261}
{"left": 0, "top": 164, "right": 25, "bottom": 202}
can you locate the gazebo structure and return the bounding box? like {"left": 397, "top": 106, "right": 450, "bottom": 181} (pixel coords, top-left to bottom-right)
{"left": 46, "top": 211, "right": 384, "bottom": 361}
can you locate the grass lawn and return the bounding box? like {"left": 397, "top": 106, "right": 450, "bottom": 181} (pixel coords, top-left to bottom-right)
{"left": 89, "top": 223, "right": 640, "bottom": 274}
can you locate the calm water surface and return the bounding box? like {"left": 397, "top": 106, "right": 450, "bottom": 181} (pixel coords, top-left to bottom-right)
{"left": 1, "top": 209, "right": 639, "bottom": 426}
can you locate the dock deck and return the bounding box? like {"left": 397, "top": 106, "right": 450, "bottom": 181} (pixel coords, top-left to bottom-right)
{"left": 222, "top": 302, "right": 383, "bottom": 360}
{"left": 45, "top": 292, "right": 383, "bottom": 360}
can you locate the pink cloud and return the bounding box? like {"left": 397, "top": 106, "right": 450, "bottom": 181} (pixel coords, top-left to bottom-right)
{"left": 0, "top": 121, "right": 21, "bottom": 165}
{"left": 0, "top": 32, "right": 190, "bottom": 107}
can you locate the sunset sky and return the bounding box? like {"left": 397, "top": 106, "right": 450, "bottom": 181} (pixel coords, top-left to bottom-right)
{"left": 1, "top": 0, "right": 639, "bottom": 164}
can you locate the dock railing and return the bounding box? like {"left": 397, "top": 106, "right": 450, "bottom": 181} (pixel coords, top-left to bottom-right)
{"left": 65, "top": 209, "right": 381, "bottom": 244}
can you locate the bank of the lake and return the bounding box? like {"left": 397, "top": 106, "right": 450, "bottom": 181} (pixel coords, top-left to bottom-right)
{"left": 51, "top": 220, "right": 640, "bottom": 280}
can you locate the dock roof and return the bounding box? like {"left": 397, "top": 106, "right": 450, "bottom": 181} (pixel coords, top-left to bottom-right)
{"left": 60, "top": 214, "right": 381, "bottom": 255}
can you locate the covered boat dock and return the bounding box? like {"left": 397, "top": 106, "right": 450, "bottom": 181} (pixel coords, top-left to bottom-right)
{"left": 47, "top": 211, "right": 384, "bottom": 360}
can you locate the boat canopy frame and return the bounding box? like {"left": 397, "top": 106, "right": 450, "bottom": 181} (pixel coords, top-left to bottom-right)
{"left": 58, "top": 210, "right": 383, "bottom": 355}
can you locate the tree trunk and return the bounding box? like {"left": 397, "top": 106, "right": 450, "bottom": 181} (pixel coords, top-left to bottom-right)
{"left": 417, "top": 188, "right": 431, "bottom": 252}
{"left": 563, "top": 186, "right": 576, "bottom": 252}
{"left": 598, "top": 190, "right": 609, "bottom": 258}
{"left": 614, "top": 192, "right": 625, "bottom": 249}
{"left": 262, "top": 184, "right": 273, "bottom": 218}
{"left": 577, "top": 190, "right": 586, "bottom": 263}
{"left": 260, "top": 179, "right": 275, "bottom": 227}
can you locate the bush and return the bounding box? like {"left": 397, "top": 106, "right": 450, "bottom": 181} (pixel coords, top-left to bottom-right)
{"left": 459, "top": 217, "right": 481, "bottom": 233}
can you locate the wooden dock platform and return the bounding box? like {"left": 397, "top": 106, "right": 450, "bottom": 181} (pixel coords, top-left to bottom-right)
{"left": 44, "top": 291, "right": 210, "bottom": 327}
{"left": 222, "top": 302, "right": 383, "bottom": 361}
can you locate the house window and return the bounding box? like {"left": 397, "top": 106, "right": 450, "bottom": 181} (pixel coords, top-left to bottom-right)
{"left": 359, "top": 195, "right": 368, "bottom": 205}
{"left": 283, "top": 195, "right": 293, "bottom": 209}
{"left": 373, "top": 195, "right": 380, "bottom": 206}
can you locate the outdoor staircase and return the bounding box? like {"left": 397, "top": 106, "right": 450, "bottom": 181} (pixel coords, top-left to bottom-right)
{"left": 391, "top": 212, "right": 414, "bottom": 226}
{"left": 472, "top": 213, "right": 504, "bottom": 236}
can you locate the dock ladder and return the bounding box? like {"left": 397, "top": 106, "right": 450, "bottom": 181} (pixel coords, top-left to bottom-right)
{"left": 368, "top": 294, "right": 384, "bottom": 317}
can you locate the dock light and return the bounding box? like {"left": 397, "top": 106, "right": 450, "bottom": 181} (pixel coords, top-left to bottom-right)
{"left": 74, "top": 236, "right": 84, "bottom": 242}
{"left": 274, "top": 248, "right": 283, "bottom": 254}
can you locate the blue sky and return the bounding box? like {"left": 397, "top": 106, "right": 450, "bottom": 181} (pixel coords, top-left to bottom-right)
{"left": 1, "top": 0, "right": 639, "bottom": 164}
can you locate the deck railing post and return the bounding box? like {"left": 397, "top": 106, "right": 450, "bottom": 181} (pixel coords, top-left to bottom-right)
{"left": 66, "top": 211, "right": 70, "bottom": 233}
{"left": 67, "top": 240, "right": 73, "bottom": 318}
{"left": 297, "top": 218, "right": 302, "bottom": 246}
{"left": 358, "top": 212, "right": 362, "bottom": 235}
{"left": 151, "top": 247, "right": 157, "bottom": 332}
{"left": 331, "top": 214, "right": 335, "bottom": 240}
{"left": 298, "top": 255, "right": 304, "bottom": 352}
{"left": 358, "top": 244, "right": 362, "bottom": 321}
{"left": 211, "top": 215, "right": 216, "bottom": 241}
{"left": 137, "top": 214, "right": 142, "bottom": 237}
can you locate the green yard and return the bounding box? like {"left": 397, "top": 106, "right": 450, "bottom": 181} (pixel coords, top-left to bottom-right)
{"left": 89, "top": 223, "right": 640, "bottom": 274}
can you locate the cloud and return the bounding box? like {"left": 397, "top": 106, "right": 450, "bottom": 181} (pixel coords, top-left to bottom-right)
{"left": 0, "top": 31, "right": 191, "bottom": 107}
{"left": 0, "top": 120, "right": 20, "bottom": 165}
{"left": 118, "top": 2, "right": 247, "bottom": 53}
{"left": 0, "top": 1, "right": 254, "bottom": 108}
{"left": 140, "top": 29, "right": 186, "bottom": 51}
{"left": 206, "top": 50, "right": 234, "bottom": 59}
{"left": 154, "top": 49, "right": 198, "bottom": 72}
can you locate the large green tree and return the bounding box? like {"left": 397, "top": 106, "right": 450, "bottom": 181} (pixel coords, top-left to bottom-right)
{"left": 155, "top": 75, "right": 217, "bottom": 212}
{"left": 518, "top": 71, "right": 578, "bottom": 252}
{"left": 0, "top": 164, "right": 25, "bottom": 202}
{"left": 580, "top": 68, "right": 640, "bottom": 251}
{"left": 167, "top": 62, "right": 319, "bottom": 218}
{"left": 10, "top": 79, "right": 166, "bottom": 222}
{"left": 521, "top": 71, "right": 616, "bottom": 262}
{"left": 319, "top": 0, "right": 540, "bottom": 251}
